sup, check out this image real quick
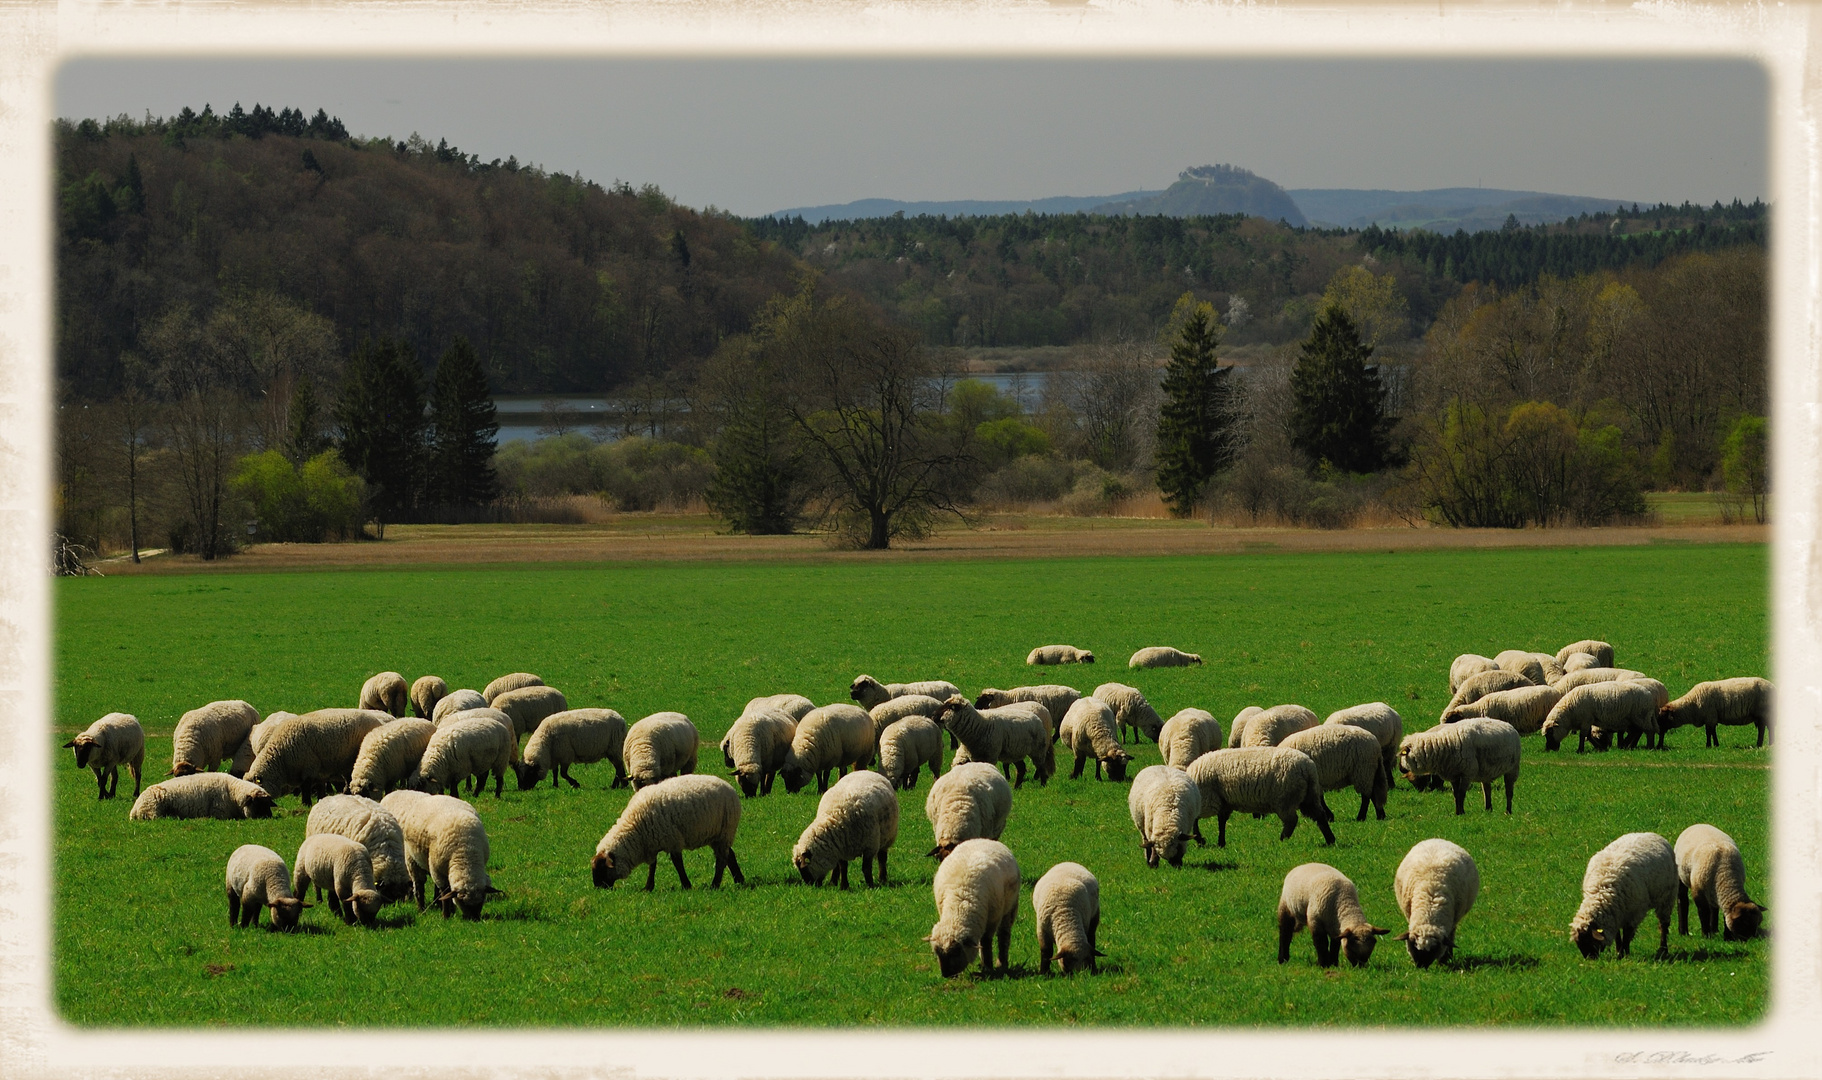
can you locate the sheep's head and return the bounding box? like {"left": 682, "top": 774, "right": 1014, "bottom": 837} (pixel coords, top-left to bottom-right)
{"left": 512, "top": 762, "right": 546, "bottom": 791}
{"left": 1340, "top": 926, "right": 1389, "bottom": 967}
{"left": 592, "top": 851, "right": 630, "bottom": 888}
{"left": 269, "top": 897, "right": 308, "bottom": 931}
{"left": 348, "top": 888, "right": 384, "bottom": 927}
{"left": 721, "top": 740, "right": 737, "bottom": 769}
{"left": 346, "top": 777, "right": 380, "bottom": 800}
{"left": 172, "top": 760, "right": 200, "bottom": 777}
{"left": 1080, "top": 652, "right": 1095, "bottom": 664}
{"left": 778, "top": 763, "right": 810, "bottom": 794}
{"left": 927, "top": 841, "right": 957, "bottom": 861}
{"left": 1056, "top": 943, "right": 1104, "bottom": 975}
{"left": 1725, "top": 900, "right": 1767, "bottom": 941}
{"left": 63, "top": 736, "right": 96, "bottom": 768}
{"left": 242, "top": 791, "right": 275, "bottom": 819}
{"left": 438, "top": 884, "right": 501, "bottom": 920}
{"left": 927, "top": 931, "right": 978, "bottom": 978}
{"left": 1655, "top": 704, "right": 1684, "bottom": 731}
{"left": 735, "top": 767, "right": 761, "bottom": 799}
{"left": 1102, "top": 751, "right": 1130, "bottom": 782}
{"left": 1142, "top": 833, "right": 1190, "bottom": 869}
{"left": 1541, "top": 721, "right": 1565, "bottom": 752}
{"left": 1572, "top": 924, "right": 1609, "bottom": 960}
{"left": 792, "top": 850, "right": 825, "bottom": 886}
{"left": 848, "top": 676, "right": 886, "bottom": 708}
{"left": 1396, "top": 927, "right": 1453, "bottom": 968}
{"left": 973, "top": 690, "right": 1007, "bottom": 710}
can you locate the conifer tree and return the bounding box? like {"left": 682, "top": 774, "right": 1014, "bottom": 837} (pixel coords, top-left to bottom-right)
{"left": 1288, "top": 305, "right": 1392, "bottom": 474}
{"left": 1153, "top": 301, "right": 1236, "bottom": 516}
{"left": 335, "top": 337, "right": 426, "bottom": 533}
{"left": 427, "top": 336, "right": 499, "bottom": 507}
{"left": 285, "top": 374, "right": 328, "bottom": 464}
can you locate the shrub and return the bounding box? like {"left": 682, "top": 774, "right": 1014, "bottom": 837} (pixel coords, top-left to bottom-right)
{"left": 491, "top": 435, "right": 712, "bottom": 512}
{"left": 231, "top": 449, "right": 367, "bottom": 542}
{"left": 1406, "top": 400, "right": 1646, "bottom": 527}
{"left": 973, "top": 454, "right": 1079, "bottom": 505}
{"left": 1720, "top": 414, "right": 1768, "bottom": 524}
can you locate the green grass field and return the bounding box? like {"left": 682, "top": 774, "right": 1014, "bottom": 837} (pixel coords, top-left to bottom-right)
{"left": 53, "top": 543, "right": 1770, "bottom": 1027}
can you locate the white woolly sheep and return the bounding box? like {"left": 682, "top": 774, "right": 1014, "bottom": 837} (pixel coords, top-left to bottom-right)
{"left": 1324, "top": 703, "right": 1403, "bottom": 791}
{"left": 1541, "top": 681, "right": 1659, "bottom": 753}
{"left": 1128, "top": 764, "right": 1201, "bottom": 868}
{"left": 230, "top": 712, "right": 296, "bottom": 778}
{"left": 792, "top": 770, "right": 900, "bottom": 888}
{"left": 848, "top": 675, "right": 963, "bottom": 711}
{"left": 1184, "top": 748, "right": 1336, "bottom": 848}
{"left": 491, "top": 685, "right": 569, "bottom": 742}
{"left": 1281, "top": 724, "right": 1387, "bottom": 822}
{"left": 481, "top": 672, "right": 543, "bottom": 704}
{"left": 306, "top": 794, "right": 411, "bottom": 903}
{"left": 243, "top": 708, "right": 391, "bottom": 804}
{"left": 879, "top": 716, "right": 944, "bottom": 790}
{"left": 974, "top": 685, "right": 1080, "bottom": 745}
{"left": 1572, "top": 832, "right": 1676, "bottom": 960}
{"left": 1397, "top": 718, "right": 1521, "bottom": 814}
{"left": 1027, "top": 645, "right": 1094, "bottom": 665}
{"left": 1494, "top": 650, "right": 1549, "bottom": 685}
{"left": 171, "top": 699, "right": 259, "bottom": 776}
{"left": 225, "top": 844, "right": 309, "bottom": 930}
{"left": 1394, "top": 838, "right": 1478, "bottom": 968}
{"left": 1449, "top": 654, "right": 1499, "bottom": 693}
{"left": 1239, "top": 704, "right": 1319, "bottom": 748}
{"left": 347, "top": 718, "right": 437, "bottom": 800}
{"left": 517, "top": 708, "right": 628, "bottom": 790}
{"left": 391, "top": 792, "right": 502, "bottom": 918}
{"left": 1560, "top": 652, "right": 1600, "bottom": 676}
{"left": 409, "top": 675, "right": 448, "bottom": 719}
{"left": 132, "top": 772, "right": 276, "bottom": 820}
{"left": 719, "top": 708, "right": 795, "bottom": 797}
{"left": 1157, "top": 708, "right": 1223, "bottom": 769}
{"left": 781, "top": 704, "right": 873, "bottom": 794}
{"left": 1674, "top": 824, "right": 1765, "bottom": 941}
{"left": 1033, "top": 862, "right": 1102, "bottom": 975}
{"left": 1277, "top": 863, "right": 1388, "bottom": 967}
{"left": 937, "top": 696, "right": 1054, "bottom": 788}
{"left": 624, "top": 712, "right": 701, "bottom": 790}
{"left": 1129, "top": 646, "right": 1202, "bottom": 668}
{"left": 870, "top": 695, "right": 945, "bottom": 761}
{"left": 1060, "top": 697, "right": 1131, "bottom": 781}
{"left": 1444, "top": 670, "right": 1534, "bottom": 716}
{"left": 1597, "top": 679, "right": 1670, "bottom": 749}
{"left": 63, "top": 712, "right": 145, "bottom": 799}
{"left": 924, "top": 761, "right": 1014, "bottom": 859}
{"left": 431, "top": 689, "right": 488, "bottom": 723}
{"left": 408, "top": 715, "right": 515, "bottom": 798}
{"left": 1659, "top": 677, "right": 1772, "bottom": 749}
{"left": 359, "top": 671, "right": 409, "bottom": 717}
{"left": 744, "top": 693, "right": 815, "bottom": 722}
{"left": 1226, "top": 705, "right": 1265, "bottom": 748}
{"left": 1557, "top": 639, "right": 1615, "bottom": 668}
{"left": 293, "top": 833, "right": 383, "bottom": 927}
{"left": 1551, "top": 667, "right": 1648, "bottom": 694}
{"left": 1442, "top": 684, "right": 1560, "bottom": 734}
{"left": 1093, "top": 682, "right": 1164, "bottom": 744}
{"left": 928, "top": 837, "right": 1020, "bottom": 978}
{"left": 592, "top": 773, "right": 744, "bottom": 890}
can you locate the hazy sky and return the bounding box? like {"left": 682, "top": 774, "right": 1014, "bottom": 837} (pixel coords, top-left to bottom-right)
{"left": 56, "top": 56, "right": 1768, "bottom": 216}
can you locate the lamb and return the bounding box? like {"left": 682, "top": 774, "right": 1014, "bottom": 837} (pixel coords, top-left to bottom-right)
{"left": 879, "top": 716, "right": 944, "bottom": 790}
{"left": 407, "top": 715, "right": 515, "bottom": 798}
{"left": 937, "top": 697, "right": 1054, "bottom": 787}
{"left": 1675, "top": 824, "right": 1765, "bottom": 940}
{"left": 1449, "top": 654, "right": 1499, "bottom": 693}
{"left": 293, "top": 833, "right": 383, "bottom": 927}
{"left": 242, "top": 708, "right": 391, "bottom": 804}
{"left": 1551, "top": 667, "right": 1648, "bottom": 694}
{"left": 1397, "top": 718, "right": 1521, "bottom": 814}
{"left": 1571, "top": 832, "right": 1676, "bottom": 960}
{"left": 1128, "top": 765, "right": 1201, "bottom": 868}
{"left": 780, "top": 704, "right": 873, "bottom": 794}
{"left": 482, "top": 672, "right": 543, "bottom": 704}
{"left": 1226, "top": 706, "right": 1264, "bottom": 748}
{"left": 1184, "top": 748, "right": 1336, "bottom": 848}
{"left": 1443, "top": 670, "right": 1534, "bottom": 715}
{"left": 791, "top": 770, "right": 900, "bottom": 888}
{"left": 624, "top": 712, "right": 701, "bottom": 790}
{"left": 973, "top": 685, "right": 1080, "bottom": 743}
{"left": 1277, "top": 863, "right": 1388, "bottom": 967}
{"left": 1441, "top": 684, "right": 1560, "bottom": 734}
{"left": 171, "top": 699, "right": 259, "bottom": 776}
{"left": 409, "top": 675, "right": 448, "bottom": 719}
{"left": 1028, "top": 645, "right": 1094, "bottom": 665}
{"left": 1557, "top": 639, "right": 1615, "bottom": 668}
{"left": 63, "top": 712, "right": 145, "bottom": 799}
{"left": 1129, "top": 646, "right": 1202, "bottom": 668}
{"left": 346, "top": 718, "right": 437, "bottom": 800}
{"left": 592, "top": 773, "right": 745, "bottom": 890}
{"left": 491, "top": 685, "right": 569, "bottom": 742}
{"left": 1060, "top": 697, "right": 1132, "bottom": 781}
{"left": 305, "top": 794, "right": 412, "bottom": 903}
{"left": 1157, "top": 708, "right": 1223, "bottom": 769}
{"left": 848, "top": 675, "right": 963, "bottom": 711}
{"left": 1541, "top": 680, "right": 1659, "bottom": 753}
{"left": 1239, "top": 704, "right": 1319, "bottom": 748}
{"left": 229, "top": 712, "right": 296, "bottom": 778}
{"left": 224, "top": 845, "right": 309, "bottom": 930}
{"left": 1324, "top": 703, "right": 1403, "bottom": 791}
{"left": 719, "top": 708, "right": 796, "bottom": 797}
{"left": 431, "top": 689, "right": 488, "bottom": 723}
{"left": 391, "top": 793, "right": 502, "bottom": 918}
{"left": 1493, "top": 649, "right": 1549, "bottom": 686}
{"left": 517, "top": 709, "right": 628, "bottom": 790}
{"left": 131, "top": 773, "right": 275, "bottom": 820}
{"left": 1093, "top": 682, "right": 1164, "bottom": 744}
{"left": 1033, "top": 862, "right": 1102, "bottom": 975}
{"left": 924, "top": 762, "right": 1014, "bottom": 859}
{"left": 743, "top": 693, "right": 815, "bottom": 722}
{"left": 359, "top": 671, "right": 408, "bottom": 717}
{"left": 1393, "top": 838, "right": 1478, "bottom": 968}
{"left": 1658, "top": 677, "right": 1773, "bottom": 748}
{"left": 1280, "top": 724, "right": 1388, "bottom": 822}
{"left": 927, "top": 838, "right": 1020, "bottom": 978}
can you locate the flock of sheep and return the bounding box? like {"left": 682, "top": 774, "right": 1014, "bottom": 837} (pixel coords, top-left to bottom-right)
{"left": 64, "top": 638, "right": 1770, "bottom": 977}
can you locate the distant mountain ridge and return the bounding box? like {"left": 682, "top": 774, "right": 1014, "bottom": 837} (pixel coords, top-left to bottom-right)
{"left": 1095, "top": 164, "right": 1307, "bottom": 226}
{"left": 771, "top": 190, "right": 1164, "bottom": 224}
{"left": 1289, "top": 187, "right": 1633, "bottom": 230}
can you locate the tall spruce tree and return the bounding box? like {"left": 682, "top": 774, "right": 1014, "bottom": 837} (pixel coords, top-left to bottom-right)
{"left": 1153, "top": 301, "right": 1237, "bottom": 516}
{"left": 1287, "top": 305, "right": 1392, "bottom": 474}
{"left": 427, "top": 336, "right": 499, "bottom": 507}
{"left": 335, "top": 337, "right": 426, "bottom": 533}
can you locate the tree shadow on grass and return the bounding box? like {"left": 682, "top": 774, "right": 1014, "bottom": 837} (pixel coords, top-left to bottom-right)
{"left": 1194, "top": 859, "right": 1240, "bottom": 872}
{"left": 1445, "top": 953, "right": 1540, "bottom": 971}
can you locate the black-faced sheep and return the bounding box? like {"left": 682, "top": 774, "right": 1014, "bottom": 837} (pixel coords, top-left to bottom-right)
{"left": 1226, "top": 705, "right": 1264, "bottom": 748}
{"left": 624, "top": 712, "right": 701, "bottom": 790}
{"left": 974, "top": 685, "right": 1080, "bottom": 744}
{"left": 1059, "top": 697, "right": 1131, "bottom": 781}
{"left": 1551, "top": 667, "right": 1647, "bottom": 694}
{"left": 791, "top": 770, "right": 899, "bottom": 888}
{"left": 1674, "top": 824, "right": 1765, "bottom": 940}
{"left": 1394, "top": 838, "right": 1478, "bottom": 968}
{"left": 1238, "top": 704, "right": 1319, "bottom": 748}
{"left": 720, "top": 707, "right": 796, "bottom": 797}
{"left": 305, "top": 794, "right": 411, "bottom": 903}
{"left": 1443, "top": 670, "right": 1533, "bottom": 716}
{"left": 171, "top": 700, "right": 259, "bottom": 776}
{"left": 927, "top": 837, "right": 1020, "bottom": 978}
{"left": 1449, "top": 654, "right": 1500, "bottom": 692}
{"left": 1183, "top": 748, "right": 1335, "bottom": 848}
{"left": 517, "top": 708, "right": 628, "bottom": 790}
{"left": 1028, "top": 645, "right": 1094, "bottom": 665}
{"left": 848, "top": 675, "right": 963, "bottom": 711}
{"left": 1572, "top": 832, "right": 1675, "bottom": 960}
{"left": 243, "top": 708, "right": 391, "bottom": 804}
{"left": 481, "top": 672, "right": 543, "bottom": 704}
{"left": 879, "top": 716, "right": 944, "bottom": 790}
{"left": 132, "top": 773, "right": 275, "bottom": 820}
{"left": 228, "top": 711, "right": 294, "bottom": 779}
{"left": 1324, "top": 702, "right": 1403, "bottom": 791}
{"left": 1277, "top": 863, "right": 1387, "bottom": 967}
{"left": 392, "top": 792, "right": 502, "bottom": 918}
{"left": 409, "top": 675, "right": 448, "bottom": 720}
{"left": 293, "top": 833, "right": 383, "bottom": 927}
{"left": 1157, "top": 708, "right": 1223, "bottom": 769}
{"left": 1396, "top": 718, "right": 1520, "bottom": 814}
{"left": 1493, "top": 650, "right": 1550, "bottom": 685}
{"left": 1033, "top": 862, "right": 1102, "bottom": 975}
{"left": 924, "top": 762, "right": 1013, "bottom": 859}
{"left": 347, "top": 718, "right": 436, "bottom": 800}
{"left": 869, "top": 695, "right": 945, "bottom": 762}
{"left": 225, "top": 844, "right": 309, "bottom": 930}
{"left": 936, "top": 696, "right": 1053, "bottom": 788}
{"left": 63, "top": 712, "right": 145, "bottom": 799}
{"left": 1280, "top": 724, "right": 1387, "bottom": 822}
{"left": 359, "top": 671, "right": 408, "bottom": 717}
{"left": 1128, "top": 764, "right": 1201, "bottom": 868}
{"left": 1659, "top": 677, "right": 1772, "bottom": 748}
{"left": 1092, "top": 682, "right": 1164, "bottom": 744}
{"left": 1129, "top": 646, "right": 1202, "bottom": 668}
{"left": 592, "top": 773, "right": 744, "bottom": 890}
{"left": 780, "top": 704, "right": 872, "bottom": 794}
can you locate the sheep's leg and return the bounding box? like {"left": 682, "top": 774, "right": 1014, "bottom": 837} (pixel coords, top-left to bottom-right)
{"left": 1356, "top": 791, "right": 1370, "bottom": 822}
{"left": 1012, "top": 760, "right": 1027, "bottom": 789}
{"left": 129, "top": 764, "right": 141, "bottom": 798}
{"left": 94, "top": 769, "right": 108, "bottom": 800}
{"left": 1088, "top": 914, "right": 1100, "bottom": 973}
{"left": 1383, "top": 750, "right": 1396, "bottom": 790}
{"left": 836, "top": 861, "right": 850, "bottom": 891}
{"left": 1278, "top": 811, "right": 1298, "bottom": 841}
{"left": 1503, "top": 775, "right": 1515, "bottom": 814}
{"left": 1040, "top": 925, "right": 1055, "bottom": 975}
{"left": 1451, "top": 780, "right": 1468, "bottom": 816}
{"left": 1482, "top": 781, "right": 1493, "bottom": 811}
{"left": 1277, "top": 912, "right": 1297, "bottom": 964}
{"left": 1677, "top": 883, "right": 1690, "bottom": 935}
{"left": 1078, "top": 754, "right": 1091, "bottom": 781}
{"left": 711, "top": 846, "right": 727, "bottom": 888}
{"left": 671, "top": 851, "right": 691, "bottom": 890}
{"left": 563, "top": 764, "right": 581, "bottom": 788}
{"left": 861, "top": 854, "right": 875, "bottom": 888}
{"left": 877, "top": 848, "right": 887, "bottom": 886}
{"left": 816, "top": 770, "right": 830, "bottom": 794}
{"left": 1313, "top": 808, "right": 1336, "bottom": 845}
{"left": 1699, "top": 899, "right": 1718, "bottom": 937}
{"left": 1617, "top": 926, "right": 1634, "bottom": 959}
{"left": 227, "top": 889, "right": 241, "bottom": 928}
{"left": 243, "top": 901, "right": 259, "bottom": 929}
{"left": 645, "top": 859, "right": 659, "bottom": 891}
{"left": 725, "top": 848, "right": 746, "bottom": 886}
{"left": 1756, "top": 721, "right": 1765, "bottom": 748}
{"left": 1654, "top": 911, "right": 1670, "bottom": 960}
{"left": 997, "top": 917, "right": 1012, "bottom": 972}
{"left": 1216, "top": 811, "right": 1230, "bottom": 848}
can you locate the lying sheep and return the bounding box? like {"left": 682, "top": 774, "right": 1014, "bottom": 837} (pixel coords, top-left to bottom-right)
{"left": 517, "top": 709, "right": 628, "bottom": 790}
{"left": 1552, "top": 667, "right": 1648, "bottom": 695}
{"left": 131, "top": 772, "right": 275, "bottom": 820}
{"left": 927, "top": 838, "right": 1020, "bottom": 978}
{"left": 409, "top": 675, "right": 448, "bottom": 720}
{"left": 592, "top": 773, "right": 744, "bottom": 890}
{"left": 305, "top": 794, "right": 412, "bottom": 903}
{"left": 1449, "top": 654, "right": 1499, "bottom": 693}
{"left": 1394, "top": 838, "right": 1478, "bottom": 968}
{"left": 1157, "top": 708, "right": 1223, "bottom": 769}
{"left": 225, "top": 845, "right": 309, "bottom": 930}
{"left": 1281, "top": 724, "right": 1387, "bottom": 822}
{"left": 481, "top": 672, "right": 543, "bottom": 704}
{"left": 1557, "top": 640, "right": 1615, "bottom": 668}
{"left": 1184, "top": 748, "right": 1335, "bottom": 848}
{"left": 172, "top": 699, "right": 259, "bottom": 776}
{"left": 720, "top": 708, "right": 795, "bottom": 797}
{"left": 1128, "top": 765, "right": 1201, "bottom": 868}
{"left": 781, "top": 704, "right": 873, "bottom": 794}
{"left": 1093, "top": 683, "right": 1164, "bottom": 744}
{"left": 230, "top": 712, "right": 295, "bottom": 778}
{"left": 243, "top": 708, "right": 391, "bottom": 804}
{"left": 848, "top": 675, "right": 963, "bottom": 711}
{"left": 391, "top": 792, "right": 502, "bottom": 918}
{"left": 879, "top": 716, "right": 943, "bottom": 790}
{"left": 431, "top": 689, "right": 488, "bottom": 723}
{"left": 924, "top": 762, "right": 1014, "bottom": 859}
{"left": 936, "top": 696, "right": 1054, "bottom": 788}
{"left": 1129, "top": 646, "right": 1202, "bottom": 668}
{"left": 1397, "top": 718, "right": 1521, "bottom": 814}
{"left": 1239, "top": 704, "right": 1319, "bottom": 748}
{"left": 1541, "top": 681, "right": 1659, "bottom": 753}
{"left": 1324, "top": 703, "right": 1403, "bottom": 791}
{"left": 1494, "top": 650, "right": 1549, "bottom": 686}
{"left": 624, "top": 712, "right": 701, "bottom": 790}
{"left": 1226, "top": 706, "right": 1264, "bottom": 748}
{"left": 1443, "top": 670, "right": 1534, "bottom": 716}
{"left": 63, "top": 712, "right": 145, "bottom": 799}
{"left": 1659, "top": 677, "right": 1773, "bottom": 748}
{"left": 1442, "top": 684, "right": 1560, "bottom": 735}
{"left": 1028, "top": 645, "right": 1094, "bottom": 665}
{"left": 293, "top": 833, "right": 383, "bottom": 927}
{"left": 1572, "top": 832, "right": 1676, "bottom": 960}
{"left": 1277, "top": 863, "right": 1387, "bottom": 967}
{"left": 1033, "top": 862, "right": 1102, "bottom": 975}
{"left": 491, "top": 685, "right": 569, "bottom": 742}
{"left": 1675, "top": 824, "right": 1765, "bottom": 940}
{"left": 792, "top": 770, "right": 899, "bottom": 888}
{"left": 347, "top": 719, "right": 436, "bottom": 800}
{"left": 359, "top": 671, "right": 408, "bottom": 717}
{"left": 1060, "top": 698, "right": 1131, "bottom": 781}
{"left": 408, "top": 715, "right": 514, "bottom": 798}
{"left": 974, "top": 685, "right": 1080, "bottom": 744}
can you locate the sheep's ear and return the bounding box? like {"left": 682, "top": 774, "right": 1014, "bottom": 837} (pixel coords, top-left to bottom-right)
{"left": 1392, "top": 931, "right": 1409, "bottom": 941}
{"left": 1590, "top": 928, "right": 1607, "bottom": 941}
{"left": 926, "top": 846, "right": 941, "bottom": 858}
{"left": 922, "top": 934, "right": 935, "bottom": 943}
{"left": 1368, "top": 926, "right": 1390, "bottom": 936}
{"left": 60, "top": 739, "right": 76, "bottom": 748}
{"left": 297, "top": 902, "right": 314, "bottom": 909}
{"left": 1176, "top": 833, "right": 1191, "bottom": 844}
{"left": 1093, "top": 948, "right": 1107, "bottom": 957}
{"left": 485, "top": 886, "right": 505, "bottom": 896}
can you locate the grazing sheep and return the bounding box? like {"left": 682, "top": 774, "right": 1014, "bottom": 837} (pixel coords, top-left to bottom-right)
{"left": 1033, "top": 862, "right": 1102, "bottom": 975}
{"left": 1059, "top": 697, "right": 1132, "bottom": 781}
{"left": 1494, "top": 650, "right": 1549, "bottom": 686}
{"left": 1281, "top": 724, "right": 1388, "bottom": 822}
{"left": 63, "top": 712, "right": 145, "bottom": 799}
{"left": 431, "top": 689, "right": 488, "bottom": 723}
{"left": 347, "top": 719, "right": 437, "bottom": 800}
{"left": 1226, "top": 706, "right": 1265, "bottom": 748}
{"left": 1393, "top": 838, "right": 1479, "bottom": 968}
{"left": 171, "top": 700, "right": 259, "bottom": 776}
{"left": 1093, "top": 683, "right": 1164, "bottom": 744}
{"left": 379, "top": 789, "right": 432, "bottom": 819}
{"left": 408, "top": 715, "right": 515, "bottom": 798}
{"left": 1028, "top": 645, "right": 1094, "bottom": 665}
{"left": 1277, "top": 863, "right": 1388, "bottom": 967}
{"left": 744, "top": 693, "right": 816, "bottom": 722}
{"left": 1449, "top": 654, "right": 1500, "bottom": 693}
{"left": 1598, "top": 679, "right": 1670, "bottom": 749}
{"left": 1324, "top": 703, "right": 1403, "bottom": 791}
{"left": 305, "top": 794, "right": 411, "bottom": 903}
{"left": 924, "top": 762, "right": 1014, "bottom": 859}
{"left": 1557, "top": 640, "right": 1615, "bottom": 668}
{"left": 230, "top": 712, "right": 296, "bottom": 778}
{"left": 225, "top": 845, "right": 309, "bottom": 930}
{"left": 1158, "top": 708, "right": 1223, "bottom": 769}
{"left": 1442, "top": 684, "right": 1560, "bottom": 734}
{"left": 869, "top": 695, "right": 945, "bottom": 761}
{"left": 1128, "top": 765, "right": 1201, "bottom": 868}
{"left": 359, "top": 672, "right": 408, "bottom": 717}
{"left": 592, "top": 773, "right": 744, "bottom": 890}
{"left": 1184, "top": 748, "right": 1336, "bottom": 848}
{"left": 1675, "top": 824, "right": 1765, "bottom": 940}
{"left": 481, "top": 672, "right": 543, "bottom": 705}
{"left": 1541, "top": 681, "right": 1659, "bottom": 753}
{"left": 879, "top": 716, "right": 944, "bottom": 790}
{"left": 391, "top": 793, "right": 501, "bottom": 919}
{"left": 1129, "top": 646, "right": 1202, "bottom": 668}
{"left": 1239, "top": 704, "right": 1319, "bottom": 748}
{"left": 936, "top": 696, "right": 1053, "bottom": 788}
{"left": 792, "top": 770, "right": 900, "bottom": 888}
{"left": 848, "top": 675, "right": 963, "bottom": 711}
{"left": 1529, "top": 651, "right": 1568, "bottom": 684}
{"left": 293, "top": 833, "right": 383, "bottom": 927}
{"left": 1397, "top": 718, "right": 1521, "bottom": 814}
{"left": 1560, "top": 652, "right": 1600, "bottom": 676}
{"left": 1444, "top": 670, "right": 1534, "bottom": 715}
{"left": 974, "top": 685, "right": 1080, "bottom": 744}
{"left": 1551, "top": 667, "right": 1648, "bottom": 694}
{"left": 517, "top": 709, "right": 628, "bottom": 790}
{"left": 1659, "top": 677, "right": 1773, "bottom": 749}
{"left": 409, "top": 675, "right": 448, "bottom": 720}
{"left": 243, "top": 708, "right": 391, "bottom": 804}
{"left": 1572, "top": 832, "right": 1676, "bottom": 960}
{"left": 131, "top": 773, "right": 275, "bottom": 820}
{"left": 491, "top": 685, "right": 569, "bottom": 742}
{"left": 435, "top": 705, "right": 512, "bottom": 733}
{"left": 624, "top": 712, "right": 701, "bottom": 790}
{"left": 719, "top": 708, "right": 795, "bottom": 797}
{"left": 927, "top": 838, "right": 1020, "bottom": 978}
{"left": 780, "top": 704, "right": 873, "bottom": 794}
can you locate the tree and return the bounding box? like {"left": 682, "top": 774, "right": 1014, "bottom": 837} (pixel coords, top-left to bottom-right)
{"left": 1721, "top": 414, "right": 1768, "bottom": 523}
{"left": 147, "top": 305, "right": 243, "bottom": 560}
{"left": 1320, "top": 264, "right": 1410, "bottom": 350}
{"left": 335, "top": 337, "right": 426, "bottom": 534}
{"left": 286, "top": 374, "right": 329, "bottom": 464}
{"left": 698, "top": 334, "right": 817, "bottom": 535}
{"left": 1153, "top": 300, "right": 1237, "bottom": 516}
{"left": 204, "top": 290, "right": 340, "bottom": 453}
{"left": 111, "top": 356, "right": 157, "bottom": 563}
{"left": 1288, "top": 306, "right": 1393, "bottom": 474}
{"left": 1044, "top": 340, "right": 1160, "bottom": 472}
{"left": 426, "top": 336, "right": 500, "bottom": 508}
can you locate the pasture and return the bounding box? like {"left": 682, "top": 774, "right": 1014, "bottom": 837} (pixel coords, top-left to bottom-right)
{"left": 53, "top": 542, "right": 1769, "bottom": 1026}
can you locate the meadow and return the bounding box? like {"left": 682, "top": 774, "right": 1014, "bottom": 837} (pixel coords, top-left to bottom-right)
{"left": 53, "top": 542, "right": 1769, "bottom": 1027}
